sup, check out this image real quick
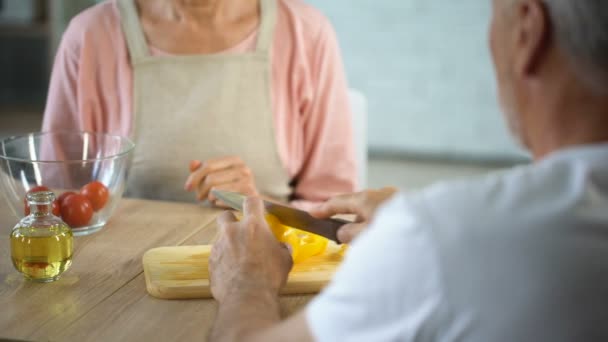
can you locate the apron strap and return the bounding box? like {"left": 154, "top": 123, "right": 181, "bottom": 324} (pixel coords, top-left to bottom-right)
{"left": 117, "top": 0, "right": 150, "bottom": 64}
{"left": 256, "top": 0, "right": 277, "bottom": 53}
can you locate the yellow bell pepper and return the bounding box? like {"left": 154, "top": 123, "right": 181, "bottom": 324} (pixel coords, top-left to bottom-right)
{"left": 265, "top": 214, "right": 329, "bottom": 263}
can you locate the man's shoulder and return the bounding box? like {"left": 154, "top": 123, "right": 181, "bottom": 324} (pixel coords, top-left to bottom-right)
{"left": 393, "top": 160, "right": 570, "bottom": 238}
{"left": 385, "top": 156, "right": 603, "bottom": 260}
{"left": 414, "top": 144, "right": 608, "bottom": 226}
{"left": 405, "top": 164, "right": 534, "bottom": 213}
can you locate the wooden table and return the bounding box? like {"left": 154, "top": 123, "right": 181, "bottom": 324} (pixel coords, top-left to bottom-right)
{"left": 0, "top": 198, "right": 312, "bottom": 341}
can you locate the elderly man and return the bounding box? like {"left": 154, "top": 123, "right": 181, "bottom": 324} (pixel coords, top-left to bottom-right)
{"left": 208, "top": 0, "right": 608, "bottom": 341}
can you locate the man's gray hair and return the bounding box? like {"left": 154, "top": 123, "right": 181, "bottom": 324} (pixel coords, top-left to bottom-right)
{"left": 545, "top": 0, "right": 608, "bottom": 91}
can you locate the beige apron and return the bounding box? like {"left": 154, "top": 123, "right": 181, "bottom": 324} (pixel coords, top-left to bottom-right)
{"left": 117, "top": 0, "right": 291, "bottom": 202}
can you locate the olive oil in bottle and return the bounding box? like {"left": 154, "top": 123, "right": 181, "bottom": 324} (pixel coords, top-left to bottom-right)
{"left": 10, "top": 191, "right": 74, "bottom": 282}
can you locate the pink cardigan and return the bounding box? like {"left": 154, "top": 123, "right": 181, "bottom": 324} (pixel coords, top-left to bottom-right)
{"left": 42, "top": 0, "right": 357, "bottom": 208}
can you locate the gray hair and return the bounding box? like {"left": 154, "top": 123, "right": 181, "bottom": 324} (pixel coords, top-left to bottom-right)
{"left": 544, "top": 0, "right": 608, "bottom": 91}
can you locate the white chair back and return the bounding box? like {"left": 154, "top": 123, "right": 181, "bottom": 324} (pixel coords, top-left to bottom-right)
{"left": 348, "top": 89, "right": 368, "bottom": 189}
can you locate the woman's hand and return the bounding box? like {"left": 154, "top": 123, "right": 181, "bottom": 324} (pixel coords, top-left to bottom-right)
{"left": 184, "top": 157, "right": 258, "bottom": 206}
{"left": 310, "top": 187, "right": 398, "bottom": 244}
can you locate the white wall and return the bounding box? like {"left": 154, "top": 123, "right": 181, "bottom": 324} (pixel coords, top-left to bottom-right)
{"left": 307, "top": 0, "right": 527, "bottom": 160}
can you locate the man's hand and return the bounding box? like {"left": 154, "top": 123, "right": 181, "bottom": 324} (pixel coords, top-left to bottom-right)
{"left": 185, "top": 157, "right": 258, "bottom": 206}
{"left": 310, "top": 187, "right": 398, "bottom": 244}
{"left": 209, "top": 197, "right": 293, "bottom": 303}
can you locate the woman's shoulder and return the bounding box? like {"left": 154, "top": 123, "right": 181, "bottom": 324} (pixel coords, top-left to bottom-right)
{"left": 277, "top": 0, "right": 335, "bottom": 39}
{"left": 61, "top": 1, "right": 122, "bottom": 54}
{"left": 68, "top": 1, "right": 120, "bottom": 31}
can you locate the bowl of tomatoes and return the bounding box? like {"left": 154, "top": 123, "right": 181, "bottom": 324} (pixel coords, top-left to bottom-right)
{"left": 0, "top": 131, "right": 134, "bottom": 236}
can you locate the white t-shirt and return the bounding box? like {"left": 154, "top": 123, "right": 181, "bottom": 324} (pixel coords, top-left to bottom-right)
{"left": 307, "top": 144, "right": 608, "bottom": 342}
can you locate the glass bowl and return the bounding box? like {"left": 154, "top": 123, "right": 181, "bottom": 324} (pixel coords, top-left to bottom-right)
{"left": 0, "top": 132, "right": 135, "bottom": 236}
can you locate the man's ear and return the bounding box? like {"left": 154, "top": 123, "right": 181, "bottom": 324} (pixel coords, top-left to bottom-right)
{"left": 513, "top": 0, "right": 551, "bottom": 77}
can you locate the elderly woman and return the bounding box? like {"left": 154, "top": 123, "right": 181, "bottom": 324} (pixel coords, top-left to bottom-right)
{"left": 42, "top": 0, "right": 356, "bottom": 208}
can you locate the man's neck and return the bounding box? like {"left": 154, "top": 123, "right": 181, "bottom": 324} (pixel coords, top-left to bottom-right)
{"left": 526, "top": 82, "right": 608, "bottom": 160}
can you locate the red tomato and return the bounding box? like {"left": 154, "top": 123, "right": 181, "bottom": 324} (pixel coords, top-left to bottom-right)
{"left": 23, "top": 186, "right": 52, "bottom": 216}
{"left": 57, "top": 191, "right": 77, "bottom": 206}
{"left": 51, "top": 191, "right": 78, "bottom": 218}
{"left": 52, "top": 200, "right": 61, "bottom": 216}
{"left": 80, "top": 181, "right": 109, "bottom": 212}
{"left": 61, "top": 194, "right": 94, "bottom": 227}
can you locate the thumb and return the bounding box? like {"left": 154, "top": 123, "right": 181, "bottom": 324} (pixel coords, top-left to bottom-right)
{"left": 309, "top": 203, "right": 331, "bottom": 218}
{"left": 243, "top": 196, "right": 266, "bottom": 220}
{"left": 280, "top": 243, "right": 294, "bottom": 274}
{"left": 282, "top": 242, "right": 293, "bottom": 256}
{"left": 337, "top": 223, "right": 366, "bottom": 244}
{"left": 217, "top": 210, "right": 238, "bottom": 226}
{"left": 310, "top": 194, "right": 363, "bottom": 219}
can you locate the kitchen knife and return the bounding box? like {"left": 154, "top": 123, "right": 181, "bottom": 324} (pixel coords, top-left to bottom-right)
{"left": 212, "top": 190, "right": 347, "bottom": 243}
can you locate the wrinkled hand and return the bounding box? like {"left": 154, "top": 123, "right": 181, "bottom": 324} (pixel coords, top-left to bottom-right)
{"left": 310, "top": 187, "right": 398, "bottom": 244}
{"left": 209, "top": 197, "right": 293, "bottom": 303}
{"left": 185, "top": 157, "right": 258, "bottom": 206}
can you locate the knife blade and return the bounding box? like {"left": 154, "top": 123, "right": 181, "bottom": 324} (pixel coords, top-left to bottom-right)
{"left": 212, "top": 190, "right": 347, "bottom": 243}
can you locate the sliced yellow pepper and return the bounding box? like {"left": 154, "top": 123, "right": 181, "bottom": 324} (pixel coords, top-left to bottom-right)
{"left": 265, "top": 214, "right": 329, "bottom": 263}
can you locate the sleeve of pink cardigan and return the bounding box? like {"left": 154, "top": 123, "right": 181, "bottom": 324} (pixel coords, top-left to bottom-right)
{"left": 41, "top": 21, "right": 90, "bottom": 133}
{"left": 290, "top": 20, "right": 358, "bottom": 211}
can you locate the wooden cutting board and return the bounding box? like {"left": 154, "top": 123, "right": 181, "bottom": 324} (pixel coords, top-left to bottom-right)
{"left": 143, "top": 244, "right": 345, "bottom": 300}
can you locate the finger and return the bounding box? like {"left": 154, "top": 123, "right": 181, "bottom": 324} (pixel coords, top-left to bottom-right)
{"left": 211, "top": 199, "right": 230, "bottom": 209}
{"left": 381, "top": 186, "right": 399, "bottom": 194}
{"left": 209, "top": 242, "right": 222, "bottom": 265}
{"left": 197, "top": 167, "right": 247, "bottom": 200}
{"left": 282, "top": 242, "right": 293, "bottom": 256}
{"left": 281, "top": 243, "right": 294, "bottom": 274}
{"left": 309, "top": 193, "right": 364, "bottom": 219}
{"left": 207, "top": 180, "right": 256, "bottom": 201}
{"left": 185, "top": 168, "right": 206, "bottom": 191}
{"left": 189, "top": 160, "right": 202, "bottom": 173}
{"left": 243, "top": 196, "right": 266, "bottom": 221}
{"left": 184, "top": 156, "right": 244, "bottom": 191}
{"left": 337, "top": 223, "right": 366, "bottom": 244}
{"left": 217, "top": 210, "right": 238, "bottom": 227}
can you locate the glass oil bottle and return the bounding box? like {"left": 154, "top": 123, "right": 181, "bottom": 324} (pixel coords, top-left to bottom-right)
{"left": 10, "top": 191, "right": 73, "bottom": 282}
